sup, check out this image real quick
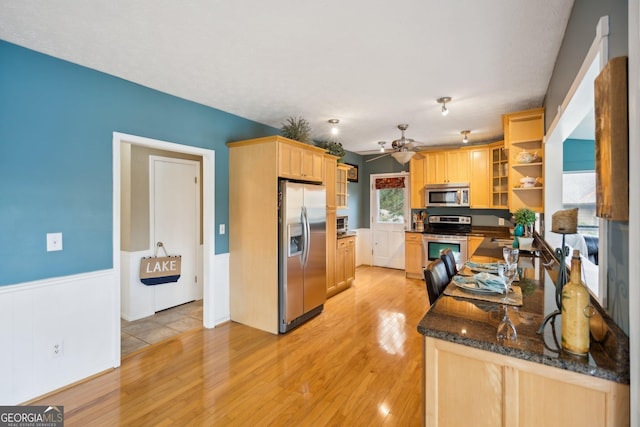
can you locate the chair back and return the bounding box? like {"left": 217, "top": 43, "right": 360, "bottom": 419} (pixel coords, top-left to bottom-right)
{"left": 440, "top": 248, "right": 458, "bottom": 280}
{"left": 424, "top": 259, "right": 450, "bottom": 305}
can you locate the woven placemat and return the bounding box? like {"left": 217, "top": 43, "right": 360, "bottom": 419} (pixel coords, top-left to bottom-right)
{"left": 442, "top": 282, "right": 523, "bottom": 306}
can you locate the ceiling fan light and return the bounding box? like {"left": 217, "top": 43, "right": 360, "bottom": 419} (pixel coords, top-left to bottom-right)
{"left": 391, "top": 151, "right": 415, "bottom": 164}
{"left": 441, "top": 105, "right": 449, "bottom": 116}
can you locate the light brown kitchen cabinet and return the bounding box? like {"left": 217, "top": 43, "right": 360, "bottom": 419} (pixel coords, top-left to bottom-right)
{"left": 324, "top": 155, "right": 337, "bottom": 209}
{"left": 504, "top": 108, "right": 545, "bottom": 213}
{"left": 468, "top": 147, "right": 491, "bottom": 208}
{"left": 336, "top": 163, "right": 350, "bottom": 209}
{"left": 425, "top": 151, "right": 439, "bottom": 185}
{"left": 467, "top": 235, "right": 484, "bottom": 257}
{"left": 325, "top": 155, "right": 338, "bottom": 297}
{"left": 405, "top": 232, "right": 423, "bottom": 279}
{"left": 425, "top": 150, "right": 469, "bottom": 184}
{"left": 424, "top": 337, "right": 629, "bottom": 427}
{"left": 409, "top": 157, "right": 426, "bottom": 208}
{"left": 278, "top": 139, "right": 324, "bottom": 182}
{"left": 227, "top": 136, "right": 329, "bottom": 334}
{"left": 334, "top": 236, "right": 355, "bottom": 296}
{"left": 446, "top": 150, "right": 469, "bottom": 183}
{"left": 595, "top": 56, "right": 628, "bottom": 221}
{"left": 490, "top": 141, "right": 509, "bottom": 208}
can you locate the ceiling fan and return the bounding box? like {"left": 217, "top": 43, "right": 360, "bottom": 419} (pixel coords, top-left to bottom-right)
{"left": 366, "top": 124, "right": 425, "bottom": 164}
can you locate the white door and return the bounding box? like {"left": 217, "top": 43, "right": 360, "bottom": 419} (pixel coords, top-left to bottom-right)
{"left": 370, "top": 173, "right": 410, "bottom": 269}
{"left": 150, "top": 156, "right": 201, "bottom": 312}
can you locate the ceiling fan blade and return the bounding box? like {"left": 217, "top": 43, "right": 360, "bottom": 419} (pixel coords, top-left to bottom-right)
{"left": 365, "top": 153, "right": 391, "bottom": 162}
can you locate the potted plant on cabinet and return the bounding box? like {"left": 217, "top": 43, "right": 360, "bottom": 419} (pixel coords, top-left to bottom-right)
{"left": 281, "top": 116, "right": 312, "bottom": 144}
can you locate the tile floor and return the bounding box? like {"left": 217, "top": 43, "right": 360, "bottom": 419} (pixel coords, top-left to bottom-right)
{"left": 121, "top": 300, "right": 203, "bottom": 357}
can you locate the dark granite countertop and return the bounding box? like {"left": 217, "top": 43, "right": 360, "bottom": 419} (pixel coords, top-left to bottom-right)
{"left": 417, "top": 237, "right": 630, "bottom": 384}
{"left": 405, "top": 226, "right": 511, "bottom": 238}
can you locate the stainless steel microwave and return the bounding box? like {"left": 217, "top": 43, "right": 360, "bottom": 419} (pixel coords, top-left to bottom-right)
{"left": 425, "top": 183, "right": 470, "bottom": 207}
{"left": 337, "top": 215, "right": 348, "bottom": 235}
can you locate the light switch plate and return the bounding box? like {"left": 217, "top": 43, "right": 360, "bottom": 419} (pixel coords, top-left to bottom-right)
{"left": 219, "top": 224, "right": 226, "bottom": 235}
{"left": 47, "top": 232, "right": 63, "bottom": 251}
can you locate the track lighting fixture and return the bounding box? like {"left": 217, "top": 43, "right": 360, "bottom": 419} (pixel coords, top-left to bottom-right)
{"left": 328, "top": 119, "right": 340, "bottom": 135}
{"left": 378, "top": 141, "right": 386, "bottom": 152}
{"left": 437, "top": 97, "right": 452, "bottom": 116}
{"left": 461, "top": 130, "right": 470, "bottom": 143}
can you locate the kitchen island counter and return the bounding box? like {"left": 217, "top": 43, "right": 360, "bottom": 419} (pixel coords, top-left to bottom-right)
{"left": 417, "top": 237, "right": 629, "bottom": 426}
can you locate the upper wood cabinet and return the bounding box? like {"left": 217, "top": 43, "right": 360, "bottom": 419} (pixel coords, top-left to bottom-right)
{"left": 278, "top": 139, "right": 325, "bottom": 182}
{"left": 468, "top": 147, "right": 491, "bottom": 208}
{"left": 425, "top": 150, "right": 469, "bottom": 184}
{"left": 595, "top": 56, "right": 628, "bottom": 221}
{"left": 504, "top": 108, "right": 545, "bottom": 213}
{"left": 409, "top": 156, "right": 426, "bottom": 208}
{"left": 336, "top": 163, "right": 350, "bottom": 209}
{"left": 490, "top": 141, "right": 509, "bottom": 208}
{"left": 324, "top": 154, "right": 337, "bottom": 209}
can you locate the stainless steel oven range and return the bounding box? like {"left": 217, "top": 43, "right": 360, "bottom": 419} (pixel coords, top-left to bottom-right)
{"left": 422, "top": 215, "right": 471, "bottom": 270}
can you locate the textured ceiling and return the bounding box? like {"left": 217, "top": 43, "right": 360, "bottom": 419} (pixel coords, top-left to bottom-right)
{"left": 0, "top": 0, "right": 575, "bottom": 153}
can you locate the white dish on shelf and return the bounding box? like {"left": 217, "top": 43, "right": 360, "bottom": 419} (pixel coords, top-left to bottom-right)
{"left": 520, "top": 176, "right": 538, "bottom": 188}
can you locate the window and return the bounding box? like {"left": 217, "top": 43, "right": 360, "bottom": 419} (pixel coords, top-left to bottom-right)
{"left": 562, "top": 171, "right": 597, "bottom": 235}
{"left": 375, "top": 177, "right": 406, "bottom": 224}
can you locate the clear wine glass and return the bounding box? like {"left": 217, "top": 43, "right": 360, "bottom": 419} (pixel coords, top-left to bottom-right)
{"left": 503, "top": 247, "right": 519, "bottom": 268}
{"left": 496, "top": 305, "right": 517, "bottom": 342}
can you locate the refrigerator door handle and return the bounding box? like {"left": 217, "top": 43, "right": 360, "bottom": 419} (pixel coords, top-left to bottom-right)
{"left": 301, "top": 206, "right": 310, "bottom": 267}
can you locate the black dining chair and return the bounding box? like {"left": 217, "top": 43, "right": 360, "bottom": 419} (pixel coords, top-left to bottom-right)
{"left": 440, "top": 248, "right": 458, "bottom": 280}
{"left": 424, "top": 259, "right": 450, "bottom": 305}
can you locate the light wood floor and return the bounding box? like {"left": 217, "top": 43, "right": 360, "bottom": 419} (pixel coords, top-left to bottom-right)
{"left": 32, "top": 266, "right": 428, "bottom": 426}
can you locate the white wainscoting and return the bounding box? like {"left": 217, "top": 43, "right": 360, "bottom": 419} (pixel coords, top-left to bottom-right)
{"left": 121, "top": 247, "right": 206, "bottom": 322}
{"left": 212, "top": 252, "right": 230, "bottom": 326}
{"left": 0, "top": 270, "right": 117, "bottom": 405}
{"left": 354, "top": 228, "right": 372, "bottom": 267}
{"left": 0, "top": 251, "right": 232, "bottom": 405}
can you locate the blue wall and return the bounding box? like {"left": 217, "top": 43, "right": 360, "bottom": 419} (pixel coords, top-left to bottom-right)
{"left": 563, "top": 138, "right": 595, "bottom": 171}
{"left": 0, "top": 41, "right": 278, "bottom": 286}
{"left": 336, "top": 152, "right": 363, "bottom": 228}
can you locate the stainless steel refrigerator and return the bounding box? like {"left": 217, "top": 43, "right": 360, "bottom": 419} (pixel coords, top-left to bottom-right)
{"left": 279, "top": 180, "right": 327, "bottom": 333}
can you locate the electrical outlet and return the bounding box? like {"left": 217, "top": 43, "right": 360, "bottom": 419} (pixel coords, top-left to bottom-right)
{"left": 498, "top": 218, "right": 505, "bottom": 226}
{"left": 52, "top": 341, "right": 64, "bottom": 358}
{"left": 219, "top": 224, "right": 225, "bottom": 235}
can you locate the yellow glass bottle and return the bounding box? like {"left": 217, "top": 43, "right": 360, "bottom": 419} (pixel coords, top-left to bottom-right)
{"left": 561, "top": 249, "right": 590, "bottom": 355}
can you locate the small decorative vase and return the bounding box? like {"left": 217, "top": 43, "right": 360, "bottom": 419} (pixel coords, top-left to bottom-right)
{"left": 514, "top": 224, "right": 524, "bottom": 237}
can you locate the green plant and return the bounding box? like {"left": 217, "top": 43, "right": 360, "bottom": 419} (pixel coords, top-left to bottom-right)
{"left": 314, "top": 140, "right": 345, "bottom": 159}
{"left": 514, "top": 208, "right": 536, "bottom": 226}
{"left": 281, "top": 116, "right": 312, "bottom": 144}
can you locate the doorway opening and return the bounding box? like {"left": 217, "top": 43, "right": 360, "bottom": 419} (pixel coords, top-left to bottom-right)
{"left": 112, "top": 132, "right": 215, "bottom": 365}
